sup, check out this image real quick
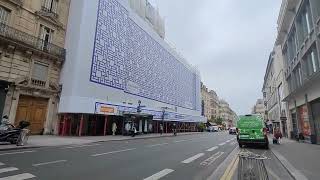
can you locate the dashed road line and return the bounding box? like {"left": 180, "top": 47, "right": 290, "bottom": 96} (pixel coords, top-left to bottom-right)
{"left": 32, "top": 160, "right": 67, "bottom": 167}
{"left": 182, "top": 153, "right": 205, "bottom": 164}
{"left": 147, "top": 143, "right": 169, "bottom": 147}
{"left": 0, "top": 151, "right": 35, "bottom": 156}
{"left": 0, "top": 173, "right": 35, "bottom": 180}
{"left": 206, "top": 146, "right": 218, "bottom": 152}
{"left": 143, "top": 169, "right": 174, "bottom": 180}
{"left": 174, "top": 139, "right": 189, "bottom": 143}
{"left": 0, "top": 167, "right": 18, "bottom": 174}
{"left": 218, "top": 142, "right": 226, "bottom": 146}
{"left": 200, "top": 151, "right": 224, "bottom": 166}
{"left": 62, "top": 143, "right": 101, "bottom": 149}
{"left": 0, "top": 162, "right": 4, "bottom": 166}
{"left": 91, "top": 148, "right": 136, "bottom": 157}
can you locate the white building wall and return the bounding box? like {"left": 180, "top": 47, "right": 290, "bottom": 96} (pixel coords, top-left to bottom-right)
{"left": 60, "top": 0, "right": 203, "bottom": 122}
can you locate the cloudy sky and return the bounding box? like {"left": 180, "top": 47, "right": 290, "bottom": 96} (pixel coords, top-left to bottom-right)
{"left": 149, "top": 0, "right": 282, "bottom": 115}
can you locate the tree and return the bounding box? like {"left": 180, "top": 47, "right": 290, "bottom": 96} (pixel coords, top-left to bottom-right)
{"left": 214, "top": 117, "right": 223, "bottom": 125}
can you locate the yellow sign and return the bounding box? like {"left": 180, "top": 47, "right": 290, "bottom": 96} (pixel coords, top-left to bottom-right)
{"left": 100, "top": 106, "right": 115, "bottom": 113}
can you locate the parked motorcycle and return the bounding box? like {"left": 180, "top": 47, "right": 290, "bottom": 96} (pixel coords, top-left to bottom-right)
{"left": 0, "top": 120, "right": 30, "bottom": 146}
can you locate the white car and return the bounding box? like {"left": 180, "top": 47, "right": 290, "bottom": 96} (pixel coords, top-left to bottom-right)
{"left": 207, "top": 126, "right": 219, "bottom": 132}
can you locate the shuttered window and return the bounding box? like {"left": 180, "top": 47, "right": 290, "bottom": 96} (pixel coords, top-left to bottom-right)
{"left": 32, "top": 62, "right": 49, "bottom": 82}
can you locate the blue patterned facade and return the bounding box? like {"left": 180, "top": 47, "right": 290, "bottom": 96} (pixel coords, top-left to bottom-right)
{"left": 90, "top": 0, "right": 200, "bottom": 110}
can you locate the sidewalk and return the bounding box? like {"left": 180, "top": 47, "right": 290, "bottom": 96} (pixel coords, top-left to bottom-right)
{"left": 270, "top": 138, "right": 320, "bottom": 180}
{"left": 0, "top": 132, "right": 201, "bottom": 151}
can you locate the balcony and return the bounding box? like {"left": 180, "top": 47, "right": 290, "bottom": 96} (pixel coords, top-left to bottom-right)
{"left": 40, "top": 6, "right": 59, "bottom": 20}
{"left": 0, "top": 23, "right": 65, "bottom": 60}
{"left": 31, "top": 78, "right": 47, "bottom": 88}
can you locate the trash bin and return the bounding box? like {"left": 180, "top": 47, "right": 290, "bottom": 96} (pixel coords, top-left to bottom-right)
{"left": 16, "top": 129, "right": 30, "bottom": 146}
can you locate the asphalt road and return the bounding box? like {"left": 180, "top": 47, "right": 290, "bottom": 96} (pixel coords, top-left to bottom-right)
{"left": 0, "top": 132, "right": 292, "bottom": 180}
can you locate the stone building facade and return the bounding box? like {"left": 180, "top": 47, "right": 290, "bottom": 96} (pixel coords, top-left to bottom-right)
{"left": 0, "top": 0, "right": 70, "bottom": 134}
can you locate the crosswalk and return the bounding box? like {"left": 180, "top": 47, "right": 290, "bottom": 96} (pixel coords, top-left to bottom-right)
{"left": 0, "top": 162, "right": 35, "bottom": 180}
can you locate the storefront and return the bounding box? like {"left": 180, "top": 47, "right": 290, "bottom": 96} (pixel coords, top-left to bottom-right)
{"left": 311, "top": 98, "right": 320, "bottom": 144}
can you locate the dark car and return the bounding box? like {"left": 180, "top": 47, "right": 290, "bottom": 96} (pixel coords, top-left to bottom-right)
{"left": 229, "top": 127, "right": 237, "bottom": 135}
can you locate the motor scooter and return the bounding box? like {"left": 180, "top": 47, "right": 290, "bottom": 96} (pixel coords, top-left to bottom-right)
{"left": 0, "top": 121, "right": 30, "bottom": 145}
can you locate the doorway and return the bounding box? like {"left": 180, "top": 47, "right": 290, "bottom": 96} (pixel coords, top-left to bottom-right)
{"left": 15, "top": 95, "right": 48, "bottom": 134}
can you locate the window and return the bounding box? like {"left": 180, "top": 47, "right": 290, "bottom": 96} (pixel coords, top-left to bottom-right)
{"left": 287, "top": 27, "right": 298, "bottom": 62}
{"left": 0, "top": 6, "right": 10, "bottom": 24}
{"left": 296, "top": 0, "right": 313, "bottom": 45}
{"left": 303, "top": 45, "right": 319, "bottom": 76}
{"left": 42, "top": 0, "right": 58, "bottom": 13}
{"left": 39, "top": 24, "right": 54, "bottom": 51}
{"left": 32, "top": 62, "right": 49, "bottom": 82}
{"left": 293, "top": 64, "right": 303, "bottom": 88}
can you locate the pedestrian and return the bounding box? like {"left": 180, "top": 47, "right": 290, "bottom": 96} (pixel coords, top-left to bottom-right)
{"left": 112, "top": 122, "right": 117, "bottom": 136}
{"left": 160, "top": 123, "right": 163, "bottom": 135}
{"left": 273, "top": 127, "right": 282, "bottom": 144}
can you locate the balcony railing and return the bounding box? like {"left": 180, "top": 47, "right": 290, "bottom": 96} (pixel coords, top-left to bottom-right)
{"left": 31, "top": 78, "right": 47, "bottom": 88}
{"left": 0, "top": 23, "right": 65, "bottom": 60}
{"left": 40, "top": 6, "right": 59, "bottom": 20}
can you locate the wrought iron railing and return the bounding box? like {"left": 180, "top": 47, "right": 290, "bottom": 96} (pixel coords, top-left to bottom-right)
{"left": 41, "top": 6, "right": 59, "bottom": 19}
{"left": 0, "top": 23, "right": 65, "bottom": 59}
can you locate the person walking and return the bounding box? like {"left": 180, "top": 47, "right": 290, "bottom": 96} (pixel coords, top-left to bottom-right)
{"left": 160, "top": 123, "right": 163, "bottom": 135}
{"left": 172, "top": 123, "right": 177, "bottom": 136}
{"left": 273, "top": 127, "right": 282, "bottom": 144}
{"left": 112, "top": 122, "right": 117, "bottom": 136}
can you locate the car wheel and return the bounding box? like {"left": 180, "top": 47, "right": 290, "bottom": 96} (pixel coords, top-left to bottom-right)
{"left": 238, "top": 143, "right": 243, "bottom": 148}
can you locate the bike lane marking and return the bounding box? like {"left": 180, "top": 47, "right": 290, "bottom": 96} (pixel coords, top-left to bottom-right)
{"left": 181, "top": 153, "right": 205, "bottom": 164}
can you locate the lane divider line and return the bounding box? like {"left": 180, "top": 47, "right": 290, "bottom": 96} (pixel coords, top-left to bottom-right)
{"left": 0, "top": 167, "right": 18, "bottom": 174}
{"left": 181, "top": 153, "right": 205, "bottom": 164}
{"left": 174, "top": 139, "right": 189, "bottom": 143}
{"left": 143, "top": 169, "right": 174, "bottom": 180}
{"left": 0, "top": 162, "right": 4, "bottom": 166}
{"left": 0, "top": 151, "right": 35, "bottom": 156}
{"left": 62, "top": 143, "right": 102, "bottom": 149}
{"left": 147, "top": 143, "right": 169, "bottom": 147}
{"left": 200, "top": 151, "right": 224, "bottom": 166}
{"left": 206, "top": 146, "right": 218, "bottom": 152}
{"left": 0, "top": 173, "right": 36, "bottom": 180}
{"left": 91, "top": 148, "right": 136, "bottom": 157}
{"left": 32, "top": 160, "right": 67, "bottom": 167}
{"left": 218, "top": 142, "right": 226, "bottom": 146}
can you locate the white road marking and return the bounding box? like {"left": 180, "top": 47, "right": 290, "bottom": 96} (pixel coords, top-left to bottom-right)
{"left": 174, "top": 139, "right": 189, "bottom": 143}
{"left": 206, "top": 146, "right": 218, "bottom": 152}
{"left": 32, "top": 160, "right": 67, "bottom": 167}
{"left": 182, "top": 153, "right": 205, "bottom": 164}
{"left": 62, "top": 143, "right": 101, "bottom": 149}
{"left": 200, "top": 151, "right": 224, "bottom": 166}
{"left": 218, "top": 142, "right": 226, "bottom": 146}
{"left": 147, "top": 143, "right": 169, "bottom": 147}
{"left": 230, "top": 141, "right": 236, "bottom": 145}
{"left": 0, "top": 151, "right": 35, "bottom": 156}
{"left": 0, "top": 162, "right": 4, "bottom": 166}
{"left": 0, "top": 173, "right": 35, "bottom": 180}
{"left": 226, "top": 140, "right": 231, "bottom": 143}
{"left": 0, "top": 167, "right": 18, "bottom": 174}
{"left": 143, "top": 169, "right": 174, "bottom": 180}
{"left": 91, "top": 148, "right": 136, "bottom": 157}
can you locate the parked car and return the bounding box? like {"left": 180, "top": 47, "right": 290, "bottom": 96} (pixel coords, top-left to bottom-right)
{"left": 237, "top": 114, "right": 269, "bottom": 149}
{"left": 207, "top": 125, "right": 219, "bottom": 132}
{"left": 229, "top": 127, "right": 237, "bottom": 135}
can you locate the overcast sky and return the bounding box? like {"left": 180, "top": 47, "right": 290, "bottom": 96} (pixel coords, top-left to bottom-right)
{"left": 149, "top": 0, "right": 281, "bottom": 115}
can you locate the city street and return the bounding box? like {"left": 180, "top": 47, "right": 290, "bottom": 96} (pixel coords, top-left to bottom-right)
{"left": 0, "top": 132, "right": 293, "bottom": 180}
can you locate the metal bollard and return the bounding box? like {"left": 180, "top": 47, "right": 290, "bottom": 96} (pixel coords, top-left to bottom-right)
{"left": 16, "top": 129, "right": 30, "bottom": 146}
{"left": 238, "top": 150, "right": 269, "bottom": 180}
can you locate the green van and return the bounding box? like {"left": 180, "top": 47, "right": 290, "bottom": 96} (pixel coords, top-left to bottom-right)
{"left": 236, "top": 114, "right": 269, "bottom": 149}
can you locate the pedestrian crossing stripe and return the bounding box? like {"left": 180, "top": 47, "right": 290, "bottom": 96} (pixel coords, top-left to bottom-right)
{"left": 0, "top": 162, "right": 35, "bottom": 180}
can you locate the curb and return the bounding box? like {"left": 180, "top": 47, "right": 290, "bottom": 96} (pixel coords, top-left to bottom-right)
{"left": 270, "top": 148, "right": 308, "bottom": 180}
{"left": 0, "top": 132, "right": 203, "bottom": 151}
